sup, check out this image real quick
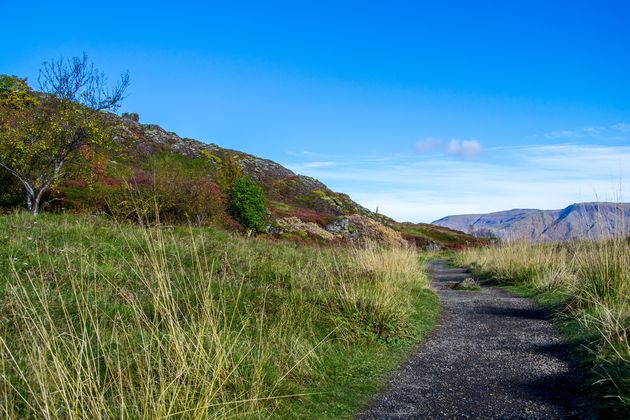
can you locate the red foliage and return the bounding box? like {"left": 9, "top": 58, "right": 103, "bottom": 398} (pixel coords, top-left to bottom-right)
{"left": 272, "top": 207, "right": 335, "bottom": 227}
{"left": 64, "top": 179, "right": 88, "bottom": 188}
{"left": 99, "top": 176, "right": 121, "bottom": 187}
{"left": 127, "top": 169, "right": 153, "bottom": 186}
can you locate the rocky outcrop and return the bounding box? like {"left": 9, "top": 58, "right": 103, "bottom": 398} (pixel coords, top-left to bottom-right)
{"left": 322, "top": 215, "right": 406, "bottom": 246}
{"left": 274, "top": 217, "right": 335, "bottom": 241}
{"left": 273, "top": 214, "right": 407, "bottom": 246}
{"left": 346, "top": 214, "right": 407, "bottom": 247}
{"left": 326, "top": 217, "right": 350, "bottom": 234}
{"left": 433, "top": 202, "right": 630, "bottom": 243}
{"left": 239, "top": 157, "right": 295, "bottom": 183}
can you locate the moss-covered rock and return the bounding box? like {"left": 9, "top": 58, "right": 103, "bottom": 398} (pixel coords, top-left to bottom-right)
{"left": 275, "top": 217, "right": 336, "bottom": 241}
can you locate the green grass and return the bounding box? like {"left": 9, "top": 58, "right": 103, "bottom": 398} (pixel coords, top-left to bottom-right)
{"left": 0, "top": 212, "right": 438, "bottom": 418}
{"left": 454, "top": 240, "right": 630, "bottom": 417}
{"left": 279, "top": 288, "right": 437, "bottom": 418}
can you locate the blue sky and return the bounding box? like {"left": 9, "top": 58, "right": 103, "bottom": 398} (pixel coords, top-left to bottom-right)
{"left": 2, "top": 1, "right": 629, "bottom": 221}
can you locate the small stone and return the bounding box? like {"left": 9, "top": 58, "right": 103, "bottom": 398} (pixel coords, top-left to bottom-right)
{"left": 452, "top": 277, "right": 480, "bottom": 290}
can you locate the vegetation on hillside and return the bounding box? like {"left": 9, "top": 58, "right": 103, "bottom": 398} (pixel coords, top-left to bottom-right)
{"left": 0, "top": 55, "right": 129, "bottom": 215}
{"left": 1, "top": 65, "right": 482, "bottom": 249}
{"left": 454, "top": 238, "right": 630, "bottom": 416}
{"left": 0, "top": 213, "right": 438, "bottom": 418}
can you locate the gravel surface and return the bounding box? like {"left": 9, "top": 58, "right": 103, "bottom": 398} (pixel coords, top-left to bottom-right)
{"left": 358, "top": 260, "right": 585, "bottom": 419}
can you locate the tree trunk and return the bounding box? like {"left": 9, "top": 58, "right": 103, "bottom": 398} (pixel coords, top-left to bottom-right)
{"left": 2, "top": 161, "right": 58, "bottom": 216}
{"left": 24, "top": 187, "right": 46, "bottom": 216}
{"left": 25, "top": 190, "right": 38, "bottom": 216}
{"left": 31, "top": 187, "right": 49, "bottom": 216}
{"left": 26, "top": 192, "right": 33, "bottom": 214}
{"left": 32, "top": 195, "right": 41, "bottom": 216}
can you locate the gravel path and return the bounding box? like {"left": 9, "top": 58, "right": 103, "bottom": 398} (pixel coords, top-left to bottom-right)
{"left": 358, "top": 260, "right": 585, "bottom": 419}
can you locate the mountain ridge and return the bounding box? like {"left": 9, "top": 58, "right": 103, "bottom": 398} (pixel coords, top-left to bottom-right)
{"left": 432, "top": 202, "right": 630, "bottom": 242}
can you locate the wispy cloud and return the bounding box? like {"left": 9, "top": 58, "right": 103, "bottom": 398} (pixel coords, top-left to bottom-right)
{"left": 414, "top": 137, "right": 442, "bottom": 153}
{"left": 288, "top": 160, "right": 338, "bottom": 170}
{"left": 613, "top": 123, "right": 630, "bottom": 132}
{"left": 283, "top": 143, "right": 630, "bottom": 222}
{"left": 537, "top": 123, "right": 630, "bottom": 142}
{"left": 543, "top": 129, "right": 584, "bottom": 139}
{"left": 414, "top": 137, "right": 483, "bottom": 159}
{"left": 446, "top": 139, "right": 483, "bottom": 159}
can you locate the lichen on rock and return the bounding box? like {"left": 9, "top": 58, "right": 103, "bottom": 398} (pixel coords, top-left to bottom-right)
{"left": 347, "top": 214, "right": 407, "bottom": 247}
{"left": 275, "top": 217, "right": 336, "bottom": 241}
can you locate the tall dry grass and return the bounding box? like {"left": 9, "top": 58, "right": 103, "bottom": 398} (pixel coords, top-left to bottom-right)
{"left": 0, "top": 214, "right": 430, "bottom": 418}
{"left": 332, "top": 243, "right": 429, "bottom": 343}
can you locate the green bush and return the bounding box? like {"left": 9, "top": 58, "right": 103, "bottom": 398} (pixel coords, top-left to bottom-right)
{"left": 229, "top": 176, "right": 266, "bottom": 231}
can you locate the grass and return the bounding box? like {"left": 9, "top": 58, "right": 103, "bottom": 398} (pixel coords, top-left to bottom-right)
{"left": 0, "top": 212, "right": 438, "bottom": 418}
{"left": 454, "top": 238, "right": 630, "bottom": 416}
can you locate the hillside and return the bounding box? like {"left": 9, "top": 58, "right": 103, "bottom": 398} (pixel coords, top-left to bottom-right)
{"left": 2, "top": 110, "right": 483, "bottom": 248}
{"left": 433, "top": 202, "right": 630, "bottom": 242}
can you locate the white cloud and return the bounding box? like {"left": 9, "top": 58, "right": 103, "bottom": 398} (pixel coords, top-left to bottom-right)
{"left": 414, "top": 137, "right": 483, "bottom": 159}
{"left": 282, "top": 143, "right": 630, "bottom": 223}
{"left": 414, "top": 137, "right": 443, "bottom": 153}
{"left": 446, "top": 139, "right": 483, "bottom": 159}
{"left": 293, "top": 161, "right": 338, "bottom": 169}
{"left": 543, "top": 129, "right": 583, "bottom": 139}
{"left": 583, "top": 126, "right": 603, "bottom": 134}
{"left": 538, "top": 123, "right": 630, "bottom": 141}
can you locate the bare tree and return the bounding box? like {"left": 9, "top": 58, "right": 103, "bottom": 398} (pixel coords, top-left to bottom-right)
{"left": 38, "top": 53, "right": 129, "bottom": 111}
{"left": 0, "top": 53, "right": 129, "bottom": 215}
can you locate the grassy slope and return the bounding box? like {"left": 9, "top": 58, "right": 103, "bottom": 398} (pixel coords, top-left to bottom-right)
{"left": 454, "top": 241, "right": 630, "bottom": 417}
{"left": 0, "top": 213, "right": 438, "bottom": 418}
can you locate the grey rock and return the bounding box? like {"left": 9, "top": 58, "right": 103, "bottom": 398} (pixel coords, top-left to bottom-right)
{"left": 326, "top": 217, "right": 349, "bottom": 233}
{"left": 425, "top": 242, "right": 441, "bottom": 252}
{"left": 239, "top": 157, "right": 295, "bottom": 182}
{"left": 265, "top": 225, "right": 283, "bottom": 235}
{"left": 452, "top": 277, "right": 479, "bottom": 290}
{"left": 122, "top": 112, "right": 140, "bottom": 122}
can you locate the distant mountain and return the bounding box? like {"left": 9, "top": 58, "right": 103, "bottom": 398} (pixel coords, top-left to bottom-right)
{"left": 432, "top": 202, "right": 630, "bottom": 243}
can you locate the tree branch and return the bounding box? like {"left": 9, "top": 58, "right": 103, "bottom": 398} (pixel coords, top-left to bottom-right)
{"left": 0, "top": 161, "right": 33, "bottom": 196}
